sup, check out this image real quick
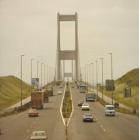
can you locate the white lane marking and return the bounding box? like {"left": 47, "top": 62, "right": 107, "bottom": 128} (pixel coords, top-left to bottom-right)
{"left": 100, "top": 124, "right": 106, "bottom": 132}
{"left": 60, "top": 85, "right": 66, "bottom": 126}
{"left": 67, "top": 85, "right": 74, "bottom": 126}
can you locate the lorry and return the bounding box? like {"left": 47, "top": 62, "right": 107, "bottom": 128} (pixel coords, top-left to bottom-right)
{"left": 31, "top": 91, "right": 44, "bottom": 109}
{"left": 46, "top": 87, "right": 53, "bottom": 96}
{"left": 79, "top": 84, "right": 87, "bottom": 93}
{"left": 43, "top": 91, "right": 49, "bottom": 103}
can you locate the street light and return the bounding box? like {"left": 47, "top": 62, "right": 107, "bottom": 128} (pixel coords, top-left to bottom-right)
{"left": 90, "top": 63, "right": 94, "bottom": 89}
{"left": 41, "top": 63, "right": 44, "bottom": 88}
{"left": 100, "top": 57, "right": 104, "bottom": 100}
{"left": 20, "top": 54, "right": 24, "bottom": 108}
{"left": 96, "top": 60, "right": 98, "bottom": 97}
{"left": 108, "top": 52, "right": 114, "bottom": 104}
{"left": 37, "top": 61, "right": 39, "bottom": 78}
{"left": 31, "top": 58, "right": 34, "bottom": 94}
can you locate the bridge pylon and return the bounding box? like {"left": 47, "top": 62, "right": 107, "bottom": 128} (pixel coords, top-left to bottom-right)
{"left": 56, "top": 12, "right": 79, "bottom": 81}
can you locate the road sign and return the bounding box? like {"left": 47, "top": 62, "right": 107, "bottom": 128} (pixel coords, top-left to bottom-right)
{"left": 31, "top": 78, "right": 39, "bottom": 88}
{"left": 105, "top": 79, "right": 115, "bottom": 91}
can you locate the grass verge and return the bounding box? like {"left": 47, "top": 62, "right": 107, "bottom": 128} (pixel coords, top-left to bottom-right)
{"left": 62, "top": 85, "right": 72, "bottom": 118}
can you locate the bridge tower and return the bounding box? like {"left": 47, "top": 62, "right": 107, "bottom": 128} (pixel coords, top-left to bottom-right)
{"left": 56, "top": 12, "right": 79, "bottom": 81}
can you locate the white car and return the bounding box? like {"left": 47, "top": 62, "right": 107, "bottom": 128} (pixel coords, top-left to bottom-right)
{"left": 30, "top": 131, "right": 48, "bottom": 140}
{"left": 105, "top": 105, "right": 116, "bottom": 116}
{"left": 57, "top": 90, "right": 62, "bottom": 94}
{"left": 81, "top": 102, "right": 90, "bottom": 111}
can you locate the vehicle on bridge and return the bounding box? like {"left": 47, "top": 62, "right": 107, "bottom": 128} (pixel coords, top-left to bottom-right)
{"left": 105, "top": 105, "right": 116, "bottom": 116}
{"left": 83, "top": 112, "right": 94, "bottom": 122}
{"left": 79, "top": 84, "right": 87, "bottom": 93}
{"left": 86, "top": 92, "right": 97, "bottom": 102}
{"left": 30, "top": 131, "right": 48, "bottom": 140}
{"left": 28, "top": 109, "right": 39, "bottom": 117}
{"left": 31, "top": 91, "right": 44, "bottom": 109}
{"left": 78, "top": 100, "right": 84, "bottom": 107}
{"left": 82, "top": 102, "right": 90, "bottom": 111}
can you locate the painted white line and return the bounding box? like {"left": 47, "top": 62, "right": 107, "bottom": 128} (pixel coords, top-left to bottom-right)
{"left": 60, "top": 85, "right": 66, "bottom": 126}
{"left": 67, "top": 85, "right": 74, "bottom": 126}
{"left": 100, "top": 124, "right": 106, "bottom": 132}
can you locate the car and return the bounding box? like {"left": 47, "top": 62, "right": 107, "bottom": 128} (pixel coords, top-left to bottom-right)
{"left": 78, "top": 100, "right": 84, "bottom": 106}
{"left": 86, "top": 93, "right": 96, "bottom": 102}
{"left": 28, "top": 109, "right": 39, "bottom": 117}
{"left": 81, "top": 102, "right": 90, "bottom": 111}
{"left": 105, "top": 105, "right": 116, "bottom": 116}
{"left": 57, "top": 90, "right": 62, "bottom": 94}
{"left": 30, "top": 131, "right": 48, "bottom": 140}
{"left": 83, "top": 112, "right": 94, "bottom": 122}
{"left": 59, "top": 86, "right": 63, "bottom": 88}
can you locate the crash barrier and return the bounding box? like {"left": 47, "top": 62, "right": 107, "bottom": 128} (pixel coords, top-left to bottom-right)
{"left": 0, "top": 101, "right": 31, "bottom": 118}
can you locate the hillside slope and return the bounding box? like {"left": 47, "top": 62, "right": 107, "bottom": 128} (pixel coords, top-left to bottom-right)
{"left": 116, "top": 68, "right": 139, "bottom": 86}
{"left": 104, "top": 68, "right": 139, "bottom": 109}
{"left": 0, "top": 76, "right": 31, "bottom": 110}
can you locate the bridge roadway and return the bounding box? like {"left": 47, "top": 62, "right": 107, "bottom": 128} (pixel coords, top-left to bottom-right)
{"left": 0, "top": 86, "right": 65, "bottom": 140}
{"left": 68, "top": 86, "right": 139, "bottom": 140}
{"left": 0, "top": 84, "right": 139, "bottom": 140}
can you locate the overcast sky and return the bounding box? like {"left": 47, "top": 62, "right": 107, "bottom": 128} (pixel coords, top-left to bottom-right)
{"left": 0, "top": 0, "right": 139, "bottom": 84}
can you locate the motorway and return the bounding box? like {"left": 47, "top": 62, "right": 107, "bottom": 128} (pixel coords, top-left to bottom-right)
{"left": 0, "top": 86, "right": 65, "bottom": 140}
{"left": 68, "top": 86, "right": 139, "bottom": 140}
{"left": 0, "top": 84, "right": 139, "bottom": 140}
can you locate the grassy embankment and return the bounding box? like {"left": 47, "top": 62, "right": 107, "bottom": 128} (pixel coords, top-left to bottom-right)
{"left": 62, "top": 84, "right": 72, "bottom": 118}
{"left": 101, "top": 68, "right": 139, "bottom": 109}
{"left": 0, "top": 76, "right": 31, "bottom": 111}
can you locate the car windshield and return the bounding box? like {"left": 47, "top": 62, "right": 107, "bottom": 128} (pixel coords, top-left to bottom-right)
{"left": 33, "top": 132, "right": 46, "bottom": 136}
{"left": 85, "top": 114, "right": 92, "bottom": 117}
{"left": 106, "top": 107, "right": 114, "bottom": 110}
{"left": 83, "top": 103, "right": 89, "bottom": 106}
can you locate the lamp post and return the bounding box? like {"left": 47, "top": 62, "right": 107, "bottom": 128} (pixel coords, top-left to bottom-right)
{"left": 91, "top": 63, "right": 94, "bottom": 89}
{"left": 44, "top": 64, "right": 46, "bottom": 86}
{"left": 31, "top": 58, "right": 34, "bottom": 94}
{"left": 37, "top": 61, "right": 39, "bottom": 78}
{"left": 20, "top": 54, "right": 24, "bottom": 108}
{"left": 41, "top": 63, "right": 44, "bottom": 89}
{"left": 100, "top": 58, "right": 104, "bottom": 100}
{"left": 96, "top": 60, "right": 98, "bottom": 97}
{"left": 108, "top": 52, "right": 114, "bottom": 104}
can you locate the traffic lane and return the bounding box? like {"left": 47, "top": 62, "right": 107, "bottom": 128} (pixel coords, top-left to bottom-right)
{"left": 0, "top": 86, "right": 65, "bottom": 140}
{"left": 91, "top": 102, "right": 139, "bottom": 140}
{"left": 68, "top": 87, "right": 112, "bottom": 140}
{"left": 71, "top": 89, "right": 139, "bottom": 140}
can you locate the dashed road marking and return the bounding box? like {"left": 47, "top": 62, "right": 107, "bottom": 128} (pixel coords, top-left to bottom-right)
{"left": 60, "top": 85, "right": 66, "bottom": 126}
{"left": 100, "top": 124, "right": 106, "bottom": 132}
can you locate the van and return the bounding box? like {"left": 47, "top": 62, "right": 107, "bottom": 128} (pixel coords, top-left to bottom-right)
{"left": 105, "top": 105, "right": 115, "bottom": 116}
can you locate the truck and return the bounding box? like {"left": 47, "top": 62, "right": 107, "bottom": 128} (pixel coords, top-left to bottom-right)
{"left": 46, "top": 87, "right": 53, "bottom": 96}
{"left": 43, "top": 91, "right": 49, "bottom": 103}
{"left": 79, "top": 84, "right": 87, "bottom": 93}
{"left": 31, "top": 91, "right": 44, "bottom": 109}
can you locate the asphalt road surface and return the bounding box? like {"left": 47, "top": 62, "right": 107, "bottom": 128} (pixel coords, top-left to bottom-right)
{"left": 0, "top": 86, "right": 65, "bottom": 140}
{"left": 68, "top": 86, "right": 139, "bottom": 140}
{"left": 0, "top": 84, "right": 139, "bottom": 140}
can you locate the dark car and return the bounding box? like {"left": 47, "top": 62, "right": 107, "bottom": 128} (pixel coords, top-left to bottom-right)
{"left": 86, "top": 93, "right": 96, "bottom": 102}
{"left": 83, "top": 112, "right": 94, "bottom": 122}
{"left": 78, "top": 100, "right": 84, "bottom": 106}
